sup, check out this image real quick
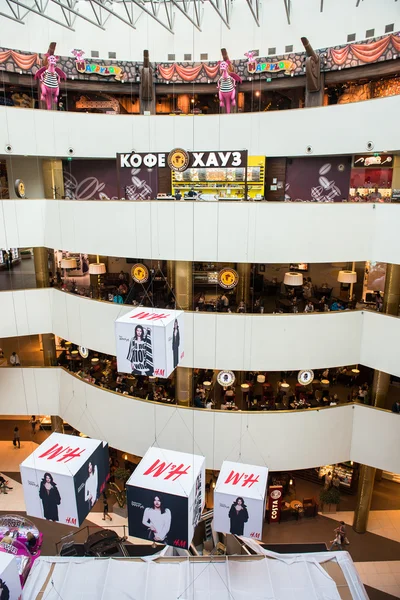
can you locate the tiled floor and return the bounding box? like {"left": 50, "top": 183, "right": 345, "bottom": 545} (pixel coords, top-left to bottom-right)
{"left": 327, "top": 510, "right": 400, "bottom": 544}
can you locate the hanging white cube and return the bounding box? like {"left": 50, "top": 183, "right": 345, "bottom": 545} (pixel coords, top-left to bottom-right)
{"left": 127, "top": 447, "right": 205, "bottom": 549}
{"left": 20, "top": 433, "right": 109, "bottom": 527}
{"left": 0, "top": 554, "right": 21, "bottom": 598}
{"left": 213, "top": 461, "right": 268, "bottom": 540}
{"left": 115, "top": 308, "right": 184, "bottom": 379}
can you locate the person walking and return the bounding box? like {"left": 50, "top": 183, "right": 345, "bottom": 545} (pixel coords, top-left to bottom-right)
{"left": 102, "top": 498, "right": 112, "bottom": 521}
{"left": 13, "top": 427, "right": 20, "bottom": 449}
{"left": 329, "top": 521, "right": 348, "bottom": 550}
{"left": 30, "top": 416, "right": 37, "bottom": 435}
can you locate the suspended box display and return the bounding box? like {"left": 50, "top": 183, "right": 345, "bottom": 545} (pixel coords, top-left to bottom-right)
{"left": 115, "top": 308, "right": 184, "bottom": 379}
{"left": 20, "top": 433, "right": 109, "bottom": 527}
{"left": 126, "top": 447, "right": 205, "bottom": 549}
{"left": 213, "top": 461, "right": 268, "bottom": 540}
{"left": 0, "top": 554, "right": 22, "bottom": 598}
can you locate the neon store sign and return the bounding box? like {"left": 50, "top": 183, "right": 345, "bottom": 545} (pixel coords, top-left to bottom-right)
{"left": 75, "top": 60, "right": 124, "bottom": 81}
{"left": 248, "top": 60, "right": 295, "bottom": 75}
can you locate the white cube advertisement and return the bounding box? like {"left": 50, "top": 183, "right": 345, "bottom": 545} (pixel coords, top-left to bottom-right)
{"left": 127, "top": 447, "right": 205, "bottom": 549}
{"left": 213, "top": 461, "right": 268, "bottom": 540}
{"left": 20, "top": 433, "right": 109, "bottom": 528}
{"left": 0, "top": 554, "right": 22, "bottom": 599}
{"left": 115, "top": 308, "right": 184, "bottom": 379}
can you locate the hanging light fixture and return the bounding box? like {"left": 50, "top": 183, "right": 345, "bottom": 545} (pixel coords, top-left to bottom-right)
{"left": 60, "top": 258, "right": 77, "bottom": 269}
{"left": 203, "top": 381, "right": 212, "bottom": 389}
{"left": 70, "top": 349, "right": 79, "bottom": 356}
{"left": 89, "top": 263, "right": 106, "bottom": 275}
{"left": 257, "top": 374, "right": 265, "bottom": 383}
{"left": 241, "top": 383, "right": 250, "bottom": 391}
{"left": 337, "top": 270, "right": 357, "bottom": 283}
{"left": 91, "top": 357, "right": 100, "bottom": 364}
{"left": 284, "top": 272, "right": 303, "bottom": 286}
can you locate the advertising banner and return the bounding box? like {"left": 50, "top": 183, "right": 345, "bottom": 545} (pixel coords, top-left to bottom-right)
{"left": 214, "top": 461, "right": 268, "bottom": 540}
{"left": 115, "top": 308, "right": 184, "bottom": 379}
{"left": 117, "top": 150, "right": 248, "bottom": 170}
{"left": 213, "top": 461, "right": 268, "bottom": 540}
{"left": 20, "top": 433, "right": 109, "bottom": 527}
{"left": 267, "top": 485, "right": 283, "bottom": 523}
{"left": 0, "top": 554, "right": 21, "bottom": 599}
{"left": 127, "top": 447, "right": 205, "bottom": 549}
{"left": 285, "top": 156, "right": 352, "bottom": 202}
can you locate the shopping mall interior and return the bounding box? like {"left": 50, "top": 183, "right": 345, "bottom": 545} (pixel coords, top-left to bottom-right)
{"left": 0, "top": 0, "right": 400, "bottom": 597}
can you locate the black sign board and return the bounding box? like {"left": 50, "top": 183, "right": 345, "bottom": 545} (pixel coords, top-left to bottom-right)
{"left": 391, "top": 189, "right": 400, "bottom": 203}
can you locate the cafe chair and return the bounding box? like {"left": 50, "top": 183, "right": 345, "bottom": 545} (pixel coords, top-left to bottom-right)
{"left": 302, "top": 497, "right": 318, "bottom": 518}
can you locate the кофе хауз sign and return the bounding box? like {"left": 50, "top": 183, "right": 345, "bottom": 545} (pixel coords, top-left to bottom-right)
{"left": 118, "top": 150, "right": 247, "bottom": 169}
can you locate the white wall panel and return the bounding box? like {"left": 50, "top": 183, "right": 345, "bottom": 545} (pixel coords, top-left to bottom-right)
{"left": 1, "top": 96, "right": 400, "bottom": 159}
{"left": 3, "top": 199, "right": 399, "bottom": 264}
{"left": 2, "top": 289, "right": 400, "bottom": 375}
{"left": 2, "top": 368, "right": 400, "bottom": 472}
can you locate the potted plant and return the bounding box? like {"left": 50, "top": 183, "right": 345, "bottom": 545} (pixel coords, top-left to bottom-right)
{"left": 319, "top": 487, "right": 341, "bottom": 513}
{"left": 108, "top": 468, "right": 131, "bottom": 518}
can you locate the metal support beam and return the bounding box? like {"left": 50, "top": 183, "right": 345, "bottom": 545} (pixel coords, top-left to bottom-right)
{"left": 208, "top": 0, "right": 230, "bottom": 28}
{"left": 320, "top": 0, "right": 324, "bottom": 12}
{"left": 283, "top": 0, "right": 291, "bottom": 24}
{"left": 123, "top": 0, "right": 175, "bottom": 33}
{"left": 87, "top": 0, "right": 135, "bottom": 28}
{"left": 7, "top": 0, "right": 75, "bottom": 29}
{"left": 170, "top": 0, "right": 202, "bottom": 31}
{"left": 50, "top": 0, "right": 106, "bottom": 29}
{"left": 0, "top": 10, "right": 25, "bottom": 23}
{"left": 245, "top": 0, "right": 259, "bottom": 26}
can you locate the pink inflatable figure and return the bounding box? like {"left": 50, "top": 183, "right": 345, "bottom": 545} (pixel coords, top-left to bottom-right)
{"left": 34, "top": 54, "right": 66, "bottom": 110}
{"left": 217, "top": 60, "right": 242, "bottom": 114}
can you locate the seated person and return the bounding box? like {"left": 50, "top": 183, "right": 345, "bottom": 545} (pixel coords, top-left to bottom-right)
{"left": 330, "top": 301, "right": 344, "bottom": 311}
{"left": 194, "top": 394, "right": 204, "bottom": 409}
{"left": 25, "top": 531, "right": 37, "bottom": 553}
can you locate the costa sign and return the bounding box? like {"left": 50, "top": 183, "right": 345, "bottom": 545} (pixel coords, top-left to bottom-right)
{"left": 118, "top": 150, "right": 247, "bottom": 170}
{"left": 268, "top": 485, "right": 283, "bottom": 523}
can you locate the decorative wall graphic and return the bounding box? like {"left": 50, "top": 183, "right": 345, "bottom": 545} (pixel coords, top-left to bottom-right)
{"left": 167, "top": 149, "right": 190, "bottom": 172}
{"left": 115, "top": 308, "right": 184, "bottom": 378}
{"left": 157, "top": 62, "right": 219, "bottom": 81}
{"left": 131, "top": 263, "right": 149, "bottom": 283}
{"left": 247, "top": 59, "right": 295, "bottom": 75}
{"left": 285, "top": 157, "right": 352, "bottom": 203}
{"left": 298, "top": 370, "right": 314, "bottom": 385}
{"left": 218, "top": 268, "right": 239, "bottom": 289}
{"left": 217, "top": 371, "right": 236, "bottom": 387}
{"left": 14, "top": 180, "right": 26, "bottom": 199}
{"left": 126, "top": 447, "right": 205, "bottom": 549}
{"left": 20, "top": 433, "right": 109, "bottom": 527}
{"left": 0, "top": 48, "right": 39, "bottom": 70}
{"left": 213, "top": 460, "right": 268, "bottom": 540}
{"left": 34, "top": 54, "right": 66, "bottom": 110}
{"left": 72, "top": 48, "right": 125, "bottom": 81}
{"left": 353, "top": 154, "right": 393, "bottom": 168}
{"left": 63, "top": 159, "right": 119, "bottom": 200}
{"left": 217, "top": 61, "right": 242, "bottom": 114}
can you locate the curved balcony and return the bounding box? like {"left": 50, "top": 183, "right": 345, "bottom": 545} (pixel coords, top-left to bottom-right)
{"left": 1, "top": 95, "right": 400, "bottom": 158}
{"left": 0, "top": 288, "right": 399, "bottom": 374}
{"left": 1, "top": 200, "right": 400, "bottom": 264}
{"left": 0, "top": 366, "right": 399, "bottom": 472}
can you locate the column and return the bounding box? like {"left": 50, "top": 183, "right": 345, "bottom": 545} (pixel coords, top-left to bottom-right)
{"left": 371, "top": 263, "right": 400, "bottom": 409}
{"left": 42, "top": 334, "right": 57, "bottom": 366}
{"left": 42, "top": 159, "right": 65, "bottom": 199}
{"left": 174, "top": 261, "right": 193, "bottom": 405}
{"left": 175, "top": 367, "right": 192, "bottom": 406}
{"left": 236, "top": 263, "right": 251, "bottom": 308}
{"left": 353, "top": 464, "right": 376, "bottom": 533}
{"left": 174, "top": 261, "right": 192, "bottom": 310}
{"left": 167, "top": 261, "right": 175, "bottom": 293}
{"left": 51, "top": 416, "right": 64, "bottom": 434}
{"left": 33, "top": 247, "right": 49, "bottom": 288}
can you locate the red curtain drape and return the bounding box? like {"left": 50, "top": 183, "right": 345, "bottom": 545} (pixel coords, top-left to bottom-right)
{"left": 330, "top": 33, "right": 397, "bottom": 65}
{"left": 0, "top": 49, "right": 39, "bottom": 69}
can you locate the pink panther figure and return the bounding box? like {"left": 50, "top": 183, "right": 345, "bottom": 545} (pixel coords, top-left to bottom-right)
{"left": 217, "top": 60, "right": 242, "bottom": 114}
{"left": 34, "top": 55, "right": 66, "bottom": 110}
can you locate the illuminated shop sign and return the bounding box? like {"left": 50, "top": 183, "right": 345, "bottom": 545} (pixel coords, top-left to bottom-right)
{"left": 353, "top": 154, "right": 393, "bottom": 168}
{"left": 75, "top": 60, "right": 124, "bottom": 81}
{"left": 118, "top": 150, "right": 247, "bottom": 170}
{"left": 248, "top": 60, "right": 295, "bottom": 74}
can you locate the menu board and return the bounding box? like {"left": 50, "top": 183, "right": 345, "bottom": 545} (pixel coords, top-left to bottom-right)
{"left": 174, "top": 167, "right": 261, "bottom": 183}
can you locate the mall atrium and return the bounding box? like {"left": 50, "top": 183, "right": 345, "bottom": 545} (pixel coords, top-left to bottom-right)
{"left": 0, "top": 0, "right": 400, "bottom": 597}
